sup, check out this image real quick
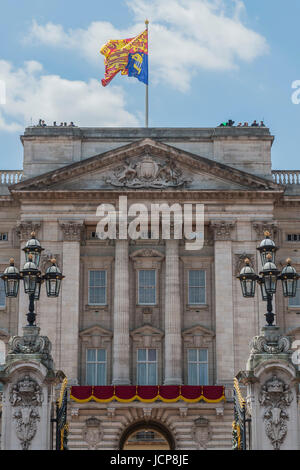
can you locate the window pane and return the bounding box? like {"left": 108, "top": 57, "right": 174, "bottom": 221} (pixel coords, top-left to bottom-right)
{"left": 97, "top": 363, "right": 106, "bottom": 385}
{"left": 199, "top": 363, "right": 208, "bottom": 385}
{"left": 87, "top": 349, "right": 96, "bottom": 362}
{"left": 188, "top": 363, "right": 198, "bottom": 385}
{"left": 289, "top": 285, "right": 300, "bottom": 306}
{"left": 89, "top": 270, "right": 106, "bottom": 304}
{"left": 188, "top": 349, "right": 197, "bottom": 362}
{"left": 198, "top": 349, "right": 208, "bottom": 362}
{"left": 148, "top": 349, "right": 156, "bottom": 361}
{"left": 97, "top": 349, "right": 106, "bottom": 362}
{"left": 86, "top": 363, "right": 96, "bottom": 385}
{"left": 148, "top": 363, "right": 157, "bottom": 385}
{"left": 137, "top": 363, "right": 147, "bottom": 385}
{"left": 0, "top": 278, "right": 5, "bottom": 307}
{"left": 138, "top": 349, "right": 146, "bottom": 361}
{"left": 138, "top": 270, "right": 156, "bottom": 304}
{"left": 188, "top": 270, "right": 206, "bottom": 304}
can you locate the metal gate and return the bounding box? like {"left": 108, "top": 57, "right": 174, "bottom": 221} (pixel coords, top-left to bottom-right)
{"left": 53, "top": 377, "right": 69, "bottom": 450}
{"left": 232, "top": 377, "right": 251, "bottom": 450}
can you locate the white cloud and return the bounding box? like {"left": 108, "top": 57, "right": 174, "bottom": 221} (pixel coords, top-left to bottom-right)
{"left": 25, "top": 0, "right": 269, "bottom": 92}
{"left": 0, "top": 60, "right": 139, "bottom": 132}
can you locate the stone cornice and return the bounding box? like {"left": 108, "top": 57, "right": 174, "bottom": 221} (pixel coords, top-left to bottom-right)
{"left": 9, "top": 189, "right": 282, "bottom": 202}
{"left": 10, "top": 139, "right": 282, "bottom": 193}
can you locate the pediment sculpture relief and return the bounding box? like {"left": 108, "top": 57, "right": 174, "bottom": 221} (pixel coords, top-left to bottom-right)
{"left": 105, "top": 155, "right": 191, "bottom": 188}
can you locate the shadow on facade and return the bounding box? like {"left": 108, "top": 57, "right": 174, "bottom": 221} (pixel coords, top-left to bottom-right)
{"left": 119, "top": 420, "right": 175, "bottom": 450}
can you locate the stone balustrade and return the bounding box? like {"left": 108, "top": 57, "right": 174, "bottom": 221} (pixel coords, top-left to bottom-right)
{"left": 0, "top": 170, "right": 23, "bottom": 185}
{"left": 272, "top": 170, "right": 300, "bottom": 185}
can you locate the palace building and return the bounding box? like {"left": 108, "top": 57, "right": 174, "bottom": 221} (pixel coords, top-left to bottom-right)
{"left": 0, "top": 126, "right": 299, "bottom": 449}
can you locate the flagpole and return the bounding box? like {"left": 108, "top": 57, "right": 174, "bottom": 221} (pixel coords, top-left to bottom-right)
{"left": 145, "top": 19, "right": 149, "bottom": 128}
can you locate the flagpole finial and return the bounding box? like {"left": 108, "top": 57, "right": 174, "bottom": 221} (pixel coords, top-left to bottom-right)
{"left": 145, "top": 19, "right": 149, "bottom": 26}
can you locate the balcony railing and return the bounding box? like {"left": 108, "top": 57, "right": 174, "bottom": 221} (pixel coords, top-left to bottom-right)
{"left": 272, "top": 170, "right": 300, "bottom": 185}
{"left": 0, "top": 170, "right": 23, "bottom": 185}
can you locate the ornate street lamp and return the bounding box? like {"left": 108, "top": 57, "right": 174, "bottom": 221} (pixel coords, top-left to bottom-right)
{"left": 237, "top": 233, "right": 299, "bottom": 327}
{"left": 20, "top": 254, "right": 41, "bottom": 295}
{"left": 259, "top": 254, "right": 281, "bottom": 296}
{"left": 22, "top": 231, "right": 44, "bottom": 267}
{"left": 1, "top": 234, "right": 64, "bottom": 326}
{"left": 237, "top": 258, "right": 258, "bottom": 298}
{"left": 257, "top": 231, "right": 278, "bottom": 265}
{"left": 279, "top": 258, "right": 300, "bottom": 298}
{"left": 44, "top": 259, "right": 64, "bottom": 297}
{"left": 1, "top": 258, "right": 20, "bottom": 297}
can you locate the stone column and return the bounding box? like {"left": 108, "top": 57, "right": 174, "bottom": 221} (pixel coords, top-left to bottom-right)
{"left": 0, "top": 326, "right": 63, "bottom": 450}
{"left": 211, "top": 220, "right": 236, "bottom": 385}
{"left": 164, "top": 239, "right": 182, "bottom": 385}
{"left": 60, "top": 221, "right": 83, "bottom": 384}
{"left": 112, "top": 240, "right": 130, "bottom": 385}
{"left": 16, "top": 221, "right": 42, "bottom": 335}
{"left": 237, "top": 326, "right": 300, "bottom": 450}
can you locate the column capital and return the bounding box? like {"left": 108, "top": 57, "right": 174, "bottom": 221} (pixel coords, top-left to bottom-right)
{"left": 252, "top": 221, "right": 278, "bottom": 241}
{"left": 59, "top": 221, "right": 84, "bottom": 242}
{"left": 210, "top": 220, "right": 236, "bottom": 241}
{"left": 16, "top": 221, "right": 41, "bottom": 241}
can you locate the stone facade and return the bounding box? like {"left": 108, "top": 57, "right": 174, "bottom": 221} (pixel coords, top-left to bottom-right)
{"left": 0, "top": 126, "right": 299, "bottom": 449}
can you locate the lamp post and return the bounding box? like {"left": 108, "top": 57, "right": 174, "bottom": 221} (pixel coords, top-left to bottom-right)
{"left": 237, "top": 231, "right": 300, "bottom": 326}
{"left": 1, "top": 232, "right": 64, "bottom": 326}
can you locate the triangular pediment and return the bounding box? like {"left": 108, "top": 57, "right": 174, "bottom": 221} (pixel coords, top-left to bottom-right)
{"left": 182, "top": 325, "right": 215, "bottom": 338}
{"left": 79, "top": 325, "right": 112, "bottom": 338}
{"left": 130, "top": 325, "right": 164, "bottom": 339}
{"left": 10, "top": 139, "right": 282, "bottom": 194}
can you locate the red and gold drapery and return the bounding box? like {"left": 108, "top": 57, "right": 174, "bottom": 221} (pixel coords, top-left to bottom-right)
{"left": 70, "top": 385, "right": 225, "bottom": 404}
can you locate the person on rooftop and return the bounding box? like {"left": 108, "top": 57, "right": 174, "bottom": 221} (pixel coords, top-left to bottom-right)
{"left": 251, "top": 120, "right": 259, "bottom": 127}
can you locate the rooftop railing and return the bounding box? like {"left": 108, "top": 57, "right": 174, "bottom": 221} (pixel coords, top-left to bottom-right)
{"left": 0, "top": 170, "right": 23, "bottom": 185}
{"left": 272, "top": 170, "right": 300, "bottom": 185}
{"left": 1, "top": 170, "right": 300, "bottom": 186}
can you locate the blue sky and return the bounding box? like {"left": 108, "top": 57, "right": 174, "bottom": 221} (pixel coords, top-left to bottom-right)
{"left": 0, "top": 0, "right": 299, "bottom": 170}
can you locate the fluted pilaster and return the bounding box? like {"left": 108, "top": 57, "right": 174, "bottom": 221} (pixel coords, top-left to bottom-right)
{"left": 164, "top": 239, "right": 182, "bottom": 385}
{"left": 112, "top": 240, "right": 130, "bottom": 385}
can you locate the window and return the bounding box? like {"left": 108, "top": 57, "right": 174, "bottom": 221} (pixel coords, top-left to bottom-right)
{"left": 0, "top": 277, "right": 6, "bottom": 308}
{"left": 188, "top": 270, "right": 206, "bottom": 305}
{"left": 187, "top": 348, "right": 208, "bottom": 385}
{"left": 0, "top": 233, "right": 8, "bottom": 241}
{"left": 287, "top": 234, "right": 300, "bottom": 242}
{"left": 88, "top": 270, "right": 106, "bottom": 305}
{"left": 289, "top": 282, "right": 300, "bottom": 307}
{"left": 138, "top": 270, "right": 156, "bottom": 305}
{"left": 86, "top": 348, "right": 107, "bottom": 385}
{"left": 137, "top": 348, "right": 157, "bottom": 385}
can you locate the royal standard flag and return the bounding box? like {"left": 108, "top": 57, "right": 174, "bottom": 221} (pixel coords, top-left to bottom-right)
{"left": 100, "top": 29, "right": 148, "bottom": 87}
